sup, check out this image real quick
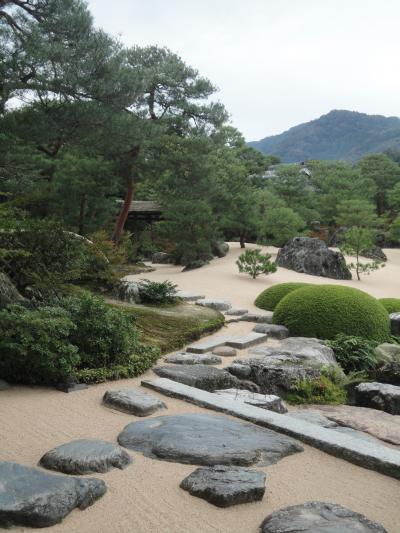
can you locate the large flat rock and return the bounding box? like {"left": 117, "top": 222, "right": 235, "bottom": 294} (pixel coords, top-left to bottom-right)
{"left": 214, "top": 388, "right": 288, "bottom": 414}
{"left": 261, "top": 501, "right": 387, "bottom": 532}
{"left": 196, "top": 298, "right": 232, "bottom": 311}
{"left": 103, "top": 389, "right": 166, "bottom": 416}
{"left": 165, "top": 352, "right": 222, "bottom": 365}
{"left": 0, "top": 461, "right": 106, "bottom": 528}
{"left": 180, "top": 465, "right": 266, "bottom": 507}
{"left": 239, "top": 312, "right": 273, "bottom": 323}
{"left": 176, "top": 291, "right": 205, "bottom": 301}
{"left": 355, "top": 382, "right": 400, "bottom": 415}
{"left": 153, "top": 364, "right": 239, "bottom": 391}
{"left": 249, "top": 337, "right": 337, "bottom": 366}
{"left": 142, "top": 378, "right": 400, "bottom": 479}
{"left": 253, "top": 324, "right": 289, "bottom": 339}
{"left": 118, "top": 413, "right": 302, "bottom": 466}
{"left": 225, "top": 308, "right": 248, "bottom": 316}
{"left": 187, "top": 335, "right": 231, "bottom": 354}
{"left": 226, "top": 332, "right": 268, "bottom": 349}
{"left": 39, "top": 439, "right": 132, "bottom": 475}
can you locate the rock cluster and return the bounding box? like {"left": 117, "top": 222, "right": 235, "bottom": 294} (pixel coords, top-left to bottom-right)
{"left": 355, "top": 382, "right": 400, "bottom": 415}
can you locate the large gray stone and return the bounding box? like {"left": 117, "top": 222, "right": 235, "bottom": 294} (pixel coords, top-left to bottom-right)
{"left": 153, "top": 364, "right": 240, "bottom": 391}
{"left": 103, "top": 389, "right": 166, "bottom": 416}
{"left": 239, "top": 312, "right": 273, "bottom": 323}
{"left": 176, "top": 290, "right": 205, "bottom": 301}
{"left": 355, "top": 382, "right": 400, "bottom": 415}
{"left": 0, "top": 461, "right": 106, "bottom": 528}
{"left": 39, "top": 439, "right": 132, "bottom": 475}
{"left": 374, "top": 344, "right": 400, "bottom": 385}
{"left": 260, "top": 501, "right": 387, "bottom": 532}
{"left": 165, "top": 352, "right": 222, "bottom": 365}
{"left": 187, "top": 335, "right": 231, "bottom": 354}
{"left": 225, "top": 308, "right": 248, "bottom": 316}
{"left": 253, "top": 324, "right": 289, "bottom": 339}
{"left": 118, "top": 413, "right": 302, "bottom": 466}
{"left": 276, "top": 236, "right": 352, "bottom": 280}
{"left": 214, "top": 388, "right": 288, "bottom": 414}
{"left": 212, "top": 242, "right": 229, "bottom": 258}
{"left": 180, "top": 465, "right": 266, "bottom": 507}
{"left": 226, "top": 332, "right": 268, "bottom": 349}
{"left": 196, "top": 298, "right": 232, "bottom": 311}
{"left": 390, "top": 312, "right": 400, "bottom": 336}
{"left": 252, "top": 336, "right": 337, "bottom": 366}
{"left": 115, "top": 279, "right": 141, "bottom": 304}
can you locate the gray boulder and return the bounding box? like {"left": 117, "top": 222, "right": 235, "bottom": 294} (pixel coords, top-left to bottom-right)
{"left": 152, "top": 252, "right": 173, "bottom": 264}
{"left": 165, "top": 352, "right": 222, "bottom": 365}
{"left": 180, "top": 465, "right": 265, "bottom": 507}
{"left": 118, "top": 413, "right": 303, "bottom": 466}
{"left": 214, "top": 388, "right": 288, "bottom": 414}
{"left": 182, "top": 259, "right": 209, "bottom": 271}
{"left": 212, "top": 242, "right": 229, "bottom": 258}
{"left": 276, "top": 237, "right": 352, "bottom": 279}
{"left": 374, "top": 344, "right": 400, "bottom": 385}
{"left": 196, "top": 298, "right": 232, "bottom": 311}
{"left": 250, "top": 337, "right": 338, "bottom": 366}
{"left": 361, "top": 245, "right": 387, "bottom": 262}
{"left": 239, "top": 312, "right": 273, "bottom": 323}
{"left": 103, "top": 389, "right": 166, "bottom": 416}
{"left": 115, "top": 280, "right": 141, "bottom": 304}
{"left": 253, "top": 324, "right": 289, "bottom": 339}
{"left": 39, "top": 439, "right": 132, "bottom": 475}
{"left": 390, "top": 312, "right": 400, "bottom": 336}
{"left": 261, "top": 501, "right": 387, "bottom": 532}
{"left": 0, "top": 461, "right": 106, "bottom": 528}
{"left": 153, "top": 364, "right": 240, "bottom": 391}
{"left": 355, "top": 382, "right": 400, "bottom": 415}
{"left": 375, "top": 343, "right": 400, "bottom": 363}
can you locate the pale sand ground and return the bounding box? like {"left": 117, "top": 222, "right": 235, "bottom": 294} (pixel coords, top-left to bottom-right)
{"left": 2, "top": 243, "right": 400, "bottom": 532}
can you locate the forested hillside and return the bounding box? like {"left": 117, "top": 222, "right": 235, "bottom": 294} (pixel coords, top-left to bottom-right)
{"left": 249, "top": 110, "right": 400, "bottom": 162}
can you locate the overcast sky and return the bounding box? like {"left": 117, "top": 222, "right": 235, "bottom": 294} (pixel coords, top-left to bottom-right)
{"left": 87, "top": 0, "right": 400, "bottom": 141}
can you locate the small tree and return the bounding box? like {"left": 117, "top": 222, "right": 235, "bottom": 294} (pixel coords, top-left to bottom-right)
{"left": 340, "top": 227, "right": 384, "bottom": 281}
{"left": 236, "top": 249, "right": 277, "bottom": 279}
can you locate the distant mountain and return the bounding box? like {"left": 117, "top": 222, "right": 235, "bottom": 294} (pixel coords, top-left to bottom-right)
{"left": 248, "top": 110, "right": 400, "bottom": 162}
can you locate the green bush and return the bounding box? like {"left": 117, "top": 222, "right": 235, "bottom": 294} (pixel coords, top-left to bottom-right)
{"left": 236, "top": 249, "right": 277, "bottom": 279}
{"left": 273, "top": 284, "right": 390, "bottom": 342}
{"left": 379, "top": 298, "right": 400, "bottom": 314}
{"left": 138, "top": 279, "right": 178, "bottom": 305}
{"left": 286, "top": 375, "right": 347, "bottom": 405}
{"left": 255, "top": 282, "right": 310, "bottom": 311}
{"left": 326, "top": 334, "right": 379, "bottom": 373}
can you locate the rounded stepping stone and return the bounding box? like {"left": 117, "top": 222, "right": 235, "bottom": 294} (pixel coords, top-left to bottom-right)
{"left": 225, "top": 308, "right": 248, "bottom": 316}
{"left": 0, "top": 461, "right": 106, "bottom": 528}
{"left": 103, "top": 388, "right": 166, "bottom": 416}
{"left": 253, "top": 324, "right": 289, "bottom": 339}
{"left": 196, "top": 298, "right": 232, "bottom": 311}
{"left": 39, "top": 439, "right": 132, "bottom": 475}
{"left": 260, "top": 501, "right": 387, "bottom": 532}
{"left": 118, "top": 413, "right": 303, "bottom": 466}
{"left": 180, "top": 465, "right": 266, "bottom": 507}
{"left": 239, "top": 312, "right": 273, "bottom": 323}
{"left": 165, "top": 352, "right": 222, "bottom": 365}
{"left": 212, "top": 346, "right": 237, "bottom": 357}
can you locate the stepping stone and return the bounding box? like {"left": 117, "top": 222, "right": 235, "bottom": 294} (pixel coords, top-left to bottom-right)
{"left": 165, "top": 352, "right": 222, "bottom": 365}
{"left": 118, "top": 413, "right": 302, "bottom": 466}
{"left": 176, "top": 291, "right": 205, "bottom": 301}
{"left": 39, "top": 439, "right": 132, "bottom": 475}
{"left": 286, "top": 409, "right": 338, "bottom": 428}
{"left": 212, "top": 346, "right": 237, "bottom": 357}
{"left": 214, "top": 388, "right": 288, "bottom": 414}
{"left": 103, "top": 389, "right": 166, "bottom": 416}
{"left": 253, "top": 324, "right": 289, "bottom": 339}
{"left": 180, "top": 465, "right": 266, "bottom": 507}
{"left": 239, "top": 312, "right": 273, "bottom": 323}
{"left": 153, "top": 364, "right": 239, "bottom": 391}
{"left": 0, "top": 379, "right": 10, "bottom": 391}
{"left": 55, "top": 382, "right": 88, "bottom": 393}
{"left": 0, "top": 461, "right": 106, "bottom": 528}
{"left": 196, "top": 298, "right": 232, "bottom": 311}
{"left": 225, "top": 308, "right": 248, "bottom": 316}
{"left": 355, "top": 382, "right": 400, "bottom": 415}
{"left": 260, "top": 501, "right": 387, "bottom": 532}
{"left": 226, "top": 332, "right": 267, "bottom": 349}
{"left": 187, "top": 335, "right": 231, "bottom": 354}
{"left": 390, "top": 312, "right": 400, "bottom": 336}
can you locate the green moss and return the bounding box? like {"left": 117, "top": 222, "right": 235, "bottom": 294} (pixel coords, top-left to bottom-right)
{"left": 379, "top": 298, "right": 400, "bottom": 314}
{"left": 273, "top": 284, "right": 390, "bottom": 343}
{"left": 255, "top": 282, "right": 310, "bottom": 311}
{"left": 286, "top": 375, "right": 347, "bottom": 405}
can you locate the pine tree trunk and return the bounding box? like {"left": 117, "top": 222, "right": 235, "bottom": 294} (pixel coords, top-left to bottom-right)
{"left": 239, "top": 232, "right": 246, "bottom": 248}
{"left": 78, "top": 194, "right": 86, "bottom": 235}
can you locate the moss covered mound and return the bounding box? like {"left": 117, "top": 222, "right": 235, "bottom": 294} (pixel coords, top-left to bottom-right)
{"left": 273, "top": 284, "right": 390, "bottom": 342}
{"left": 255, "top": 282, "right": 310, "bottom": 311}
{"left": 379, "top": 298, "right": 400, "bottom": 314}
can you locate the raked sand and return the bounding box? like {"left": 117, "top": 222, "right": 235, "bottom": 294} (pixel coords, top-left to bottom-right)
{"left": 1, "top": 242, "right": 400, "bottom": 532}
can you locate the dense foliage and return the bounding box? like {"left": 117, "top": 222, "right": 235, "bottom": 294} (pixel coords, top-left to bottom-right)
{"left": 326, "top": 334, "right": 379, "bottom": 374}
{"left": 236, "top": 249, "right": 277, "bottom": 279}
{"left": 255, "top": 282, "right": 310, "bottom": 311}
{"left": 286, "top": 376, "right": 347, "bottom": 405}
{"left": 379, "top": 298, "right": 400, "bottom": 313}
{"left": 273, "top": 285, "right": 390, "bottom": 342}
{"left": 137, "top": 279, "right": 178, "bottom": 305}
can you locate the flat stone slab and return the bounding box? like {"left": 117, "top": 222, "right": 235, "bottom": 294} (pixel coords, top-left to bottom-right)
{"left": 260, "top": 501, "right": 387, "bottom": 532}
{"left": 214, "top": 389, "right": 288, "bottom": 414}
{"left": 56, "top": 382, "right": 89, "bottom": 393}
{"left": 165, "top": 352, "right": 222, "bottom": 365}
{"left": 253, "top": 324, "right": 289, "bottom": 339}
{"left": 180, "top": 465, "right": 266, "bottom": 507}
{"left": 356, "top": 382, "right": 400, "bottom": 415}
{"left": 39, "top": 439, "right": 132, "bottom": 475}
{"left": 212, "top": 346, "right": 237, "bottom": 357}
{"left": 239, "top": 312, "right": 273, "bottom": 323}
{"left": 142, "top": 378, "right": 400, "bottom": 479}
{"left": 313, "top": 404, "right": 400, "bottom": 445}
{"left": 0, "top": 461, "right": 106, "bottom": 528}
{"left": 187, "top": 335, "right": 231, "bottom": 354}
{"left": 176, "top": 291, "right": 205, "bottom": 301}
{"left": 225, "top": 308, "right": 248, "bottom": 316}
{"left": 153, "top": 364, "right": 240, "bottom": 391}
{"left": 196, "top": 298, "right": 232, "bottom": 311}
{"left": 226, "top": 332, "right": 268, "bottom": 349}
{"left": 103, "top": 388, "right": 166, "bottom": 416}
{"left": 118, "top": 413, "right": 302, "bottom": 466}
{"left": 286, "top": 409, "right": 338, "bottom": 428}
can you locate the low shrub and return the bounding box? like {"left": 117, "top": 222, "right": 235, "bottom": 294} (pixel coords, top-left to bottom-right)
{"left": 379, "top": 298, "right": 400, "bottom": 314}
{"left": 138, "top": 279, "right": 178, "bottom": 305}
{"left": 236, "top": 249, "right": 277, "bottom": 279}
{"left": 255, "top": 282, "right": 310, "bottom": 311}
{"left": 326, "top": 334, "right": 379, "bottom": 373}
{"left": 286, "top": 375, "right": 347, "bottom": 405}
{"left": 273, "top": 284, "right": 390, "bottom": 343}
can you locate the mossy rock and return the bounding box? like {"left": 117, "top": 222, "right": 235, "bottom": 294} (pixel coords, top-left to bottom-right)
{"left": 273, "top": 284, "right": 390, "bottom": 343}
{"left": 255, "top": 282, "right": 310, "bottom": 311}
{"left": 379, "top": 298, "right": 400, "bottom": 314}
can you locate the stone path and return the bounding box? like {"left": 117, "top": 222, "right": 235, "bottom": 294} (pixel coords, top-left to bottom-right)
{"left": 165, "top": 352, "right": 222, "bottom": 365}
{"left": 214, "top": 388, "right": 288, "bottom": 414}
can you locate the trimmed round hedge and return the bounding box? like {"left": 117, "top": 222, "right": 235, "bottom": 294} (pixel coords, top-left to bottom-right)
{"left": 255, "top": 282, "right": 310, "bottom": 311}
{"left": 273, "top": 284, "right": 390, "bottom": 343}
{"left": 379, "top": 298, "right": 400, "bottom": 314}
